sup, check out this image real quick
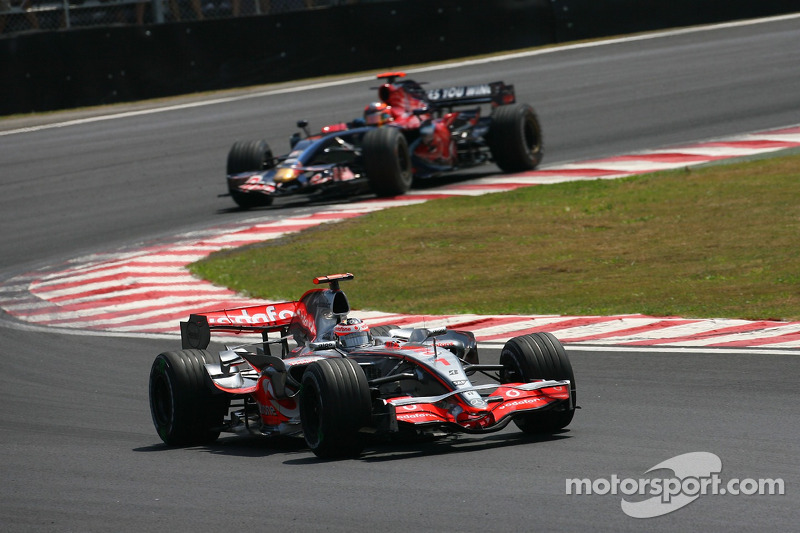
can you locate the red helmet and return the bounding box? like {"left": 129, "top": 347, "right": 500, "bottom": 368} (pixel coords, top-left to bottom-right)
{"left": 333, "top": 318, "right": 372, "bottom": 349}
{"left": 364, "top": 102, "right": 393, "bottom": 126}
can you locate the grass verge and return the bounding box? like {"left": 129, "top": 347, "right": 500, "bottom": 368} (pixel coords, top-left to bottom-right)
{"left": 189, "top": 153, "right": 800, "bottom": 321}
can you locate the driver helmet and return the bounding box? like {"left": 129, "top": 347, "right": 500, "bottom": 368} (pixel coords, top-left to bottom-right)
{"left": 364, "top": 102, "right": 393, "bottom": 126}
{"left": 334, "top": 318, "right": 372, "bottom": 349}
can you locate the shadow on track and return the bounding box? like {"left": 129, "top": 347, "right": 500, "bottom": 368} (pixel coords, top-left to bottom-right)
{"left": 134, "top": 429, "right": 572, "bottom": 463}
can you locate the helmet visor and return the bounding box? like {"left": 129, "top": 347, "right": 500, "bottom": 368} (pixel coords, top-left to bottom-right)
{"left": 341, "top": 331, "right": 370, "bottom": 349}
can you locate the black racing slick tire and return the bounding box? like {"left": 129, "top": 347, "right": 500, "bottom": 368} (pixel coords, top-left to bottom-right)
{"left": 227, "top": 139, "right": 274, "bottom": 175}
{"left": 227, "top": 139, "right": 275, "bottom": 209}
{"left": 300, "top": 358, "right": 372, "bottom": 459}
{"left": 500, "top": 332, "right": 576, "bottom": 433}
{"left": 487, "top": 103, "right": 543, "bottom": 173}
{"left": 362, "top": 126, "right": 413, "bottom": 197}
{"left": 149, "top": 349, "right": 230, "bottom": 446}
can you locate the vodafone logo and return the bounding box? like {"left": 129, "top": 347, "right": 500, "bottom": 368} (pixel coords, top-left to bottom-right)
{"left": 398, "top": 412, "right": 433, "bottom": 420}
{"left": 497, "top": 397, "right": 543, "bottom": 411}
{"left": 207, "top": 306, "right": 295, "bottom": 325}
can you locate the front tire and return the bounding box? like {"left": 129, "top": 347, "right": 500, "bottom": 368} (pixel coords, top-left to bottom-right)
{"left": 149, "top": 349, "right": 230, "bottom": 446}
{"left": 362, "top": 126, "right": 413, "bottom": 197}
{"left": 500, "top": 332, "right": 575, "bottom": 433}
{"left": 300, "top": 358, "right": 372, "bottom": 458}
{"left": 487, "top": 103, "right": 543, "bottom": 172}
{"left": 227, "top": 139, "right": 274, "bottom": 175}
{"left": 227, "top": 139, "right": 275, "bottom": 209}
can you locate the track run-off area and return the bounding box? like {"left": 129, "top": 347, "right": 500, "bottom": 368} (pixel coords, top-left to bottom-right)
{"left": 2, "top": 125, "right": 800, "bottom": 349}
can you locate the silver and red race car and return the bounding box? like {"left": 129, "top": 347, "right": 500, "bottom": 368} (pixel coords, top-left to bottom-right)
{"left": 224, "top": 72, "right": 544, "bottom": 208}
{"left": 149, "top": 274, "right": 575, "bottom": 458}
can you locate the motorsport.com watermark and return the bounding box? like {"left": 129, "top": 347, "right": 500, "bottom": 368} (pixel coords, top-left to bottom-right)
{"left": 566, "top": 452, "right": 785, "bottom": 518}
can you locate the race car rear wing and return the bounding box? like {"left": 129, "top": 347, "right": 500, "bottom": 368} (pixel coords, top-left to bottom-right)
{"left": 180, "top": 273, "right": 355, "bottom": 350}
{"left": 425, "top": 81, "right": 516, "bottom": 109}
{"left": 180, "top": 301, "right": 299, "bottom": 350}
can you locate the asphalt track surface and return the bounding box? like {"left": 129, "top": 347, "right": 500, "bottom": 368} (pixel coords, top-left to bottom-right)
{"left": 2, "top": 15, "right": 800, "bottom": 531}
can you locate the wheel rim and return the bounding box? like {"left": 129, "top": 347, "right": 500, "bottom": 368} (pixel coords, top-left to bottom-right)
{"left": 500, "top": 350, "right": 525, "bottom": 383}
{"left": 397, "top": 136, "right": 412, "bottom": 186}
{"left": 301, "top": 381, "right": 323, "bottom": 447}
{"left": 151, "top": 373, "right": 174, "bottom": 429}
{"left": 523, "top": 117, "right": 541, "bottom": 157}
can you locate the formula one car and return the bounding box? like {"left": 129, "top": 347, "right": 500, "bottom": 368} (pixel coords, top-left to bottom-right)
{"left": 224, "top": 72, "right": 544, "bottom": 208}
{"left": 149, "top": 274, "right": 576, "bottom": 458}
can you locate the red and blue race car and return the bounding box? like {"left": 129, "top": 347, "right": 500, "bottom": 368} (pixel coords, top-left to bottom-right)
{"left": 149, "top": 274, "right": 576, "bottom": 458}
{"left": 224, "top": 72, "right": 544, "bottom": 208}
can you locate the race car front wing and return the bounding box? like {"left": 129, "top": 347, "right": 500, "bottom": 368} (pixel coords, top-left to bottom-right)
{"left": 383, "top": 380, "right": 572, "bottom": 433}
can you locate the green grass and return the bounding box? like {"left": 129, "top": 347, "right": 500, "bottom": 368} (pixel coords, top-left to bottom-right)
{"left": 190, "top": 153, "right": 800, "bottom": 321}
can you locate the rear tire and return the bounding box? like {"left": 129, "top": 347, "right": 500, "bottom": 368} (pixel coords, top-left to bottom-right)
{"left": 227, "top": 139, "right": 275, "bottom": 209}
{"left": 300, "top": 358, "right": 372, "bottom": 458}
{"left": 488, "top": 103, "right": 543, "bottom": 172}
{"left": 149, "top": 350, "right": 230, "bottom": 446}
{"left": 362, "top": 127, "right": 413, "bottom": 197}
{"left": 500, "top": 332, "right": 575, "bottom": 433}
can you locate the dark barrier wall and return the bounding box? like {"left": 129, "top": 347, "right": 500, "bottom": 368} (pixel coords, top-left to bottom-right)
{"left": 1, "top": 0, "right": 797, "bottom": 115}
{"left": 552, "top": 0, "right": 799, "bottom": 42}
{"left": 0, "top": 0, "right": 555, "bottom": 115}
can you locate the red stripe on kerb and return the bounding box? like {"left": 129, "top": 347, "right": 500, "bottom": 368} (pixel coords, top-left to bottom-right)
{"left": 697, "top": 140, "right": 798, "bottom": 149}
{"left": 760, "top": 126, "right": 800, "bottom": 135}
{"left": 523, "top": 168, "right": 632, "bottom": 177}
{"left": 710, "top": 331, "right": 800, "bottom": 348}
{"left": 440, "top": 183, "right": 528, "bottom": 191}
{"left": 30, "top": 271, "right": 192, "bottom": 294}
{"left": 617, "top": 320, "right": 791, "bottom": 346}
{"left": 559, "top": 319, "right": 701, "bottom": 342}
{"left": 586, "top": 153, "right": 727, "bottom": 164}
{"left": 476, "top": 316, "right": 633, "bottom": 342}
